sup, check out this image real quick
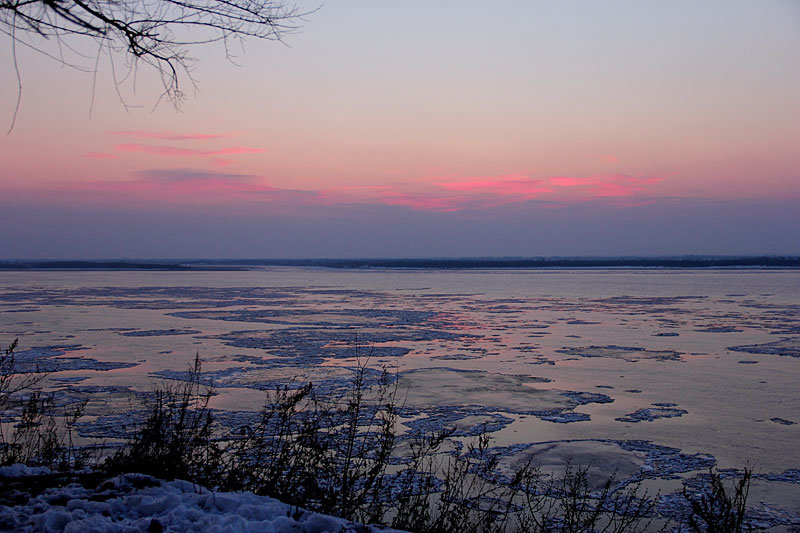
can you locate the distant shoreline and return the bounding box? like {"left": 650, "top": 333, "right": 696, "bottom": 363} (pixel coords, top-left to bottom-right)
{"left": 1, "top": 256, "right": 799, "bottom": 271}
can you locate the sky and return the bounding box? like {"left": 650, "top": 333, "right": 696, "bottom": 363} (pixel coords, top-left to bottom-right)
{"left": 1, "top": 0, "right": 799, "bottom": 259}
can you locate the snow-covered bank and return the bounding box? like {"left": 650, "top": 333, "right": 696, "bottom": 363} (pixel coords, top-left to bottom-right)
{"left": 0, "top": 468, "right": 402, "bottom": 533}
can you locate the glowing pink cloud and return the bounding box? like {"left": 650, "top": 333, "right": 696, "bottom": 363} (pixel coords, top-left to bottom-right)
{"left": 320, "top": 172, "right": 662, "bottom": 212}
{"left": 14, "top": 159, "right": 663, "bottom": 215}
{"left": 110, "top": 131, "right": 230, "bottom": 141}
{"left": 365, "top": 177, "right": 551, "bottom": 212}
{"left": 363, "top": 186, "right": 555, "bottom": 212}
{"left": 114, "top": 144, "right": 263, "bottom": 157}
{"left": 83, "top": 152, "right": 118, "bottom": 159}
{"left": 550, "top": 176, "right": 592, "bottom": 187}
{"left": 547, "top": 174, "right": 661, "bottom": 198}
{"left": 438, "top": 175, "right": 552, "bottom": 199}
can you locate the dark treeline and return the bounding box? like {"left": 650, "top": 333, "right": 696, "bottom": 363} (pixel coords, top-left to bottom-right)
{"left": 2, "top": 256, "right": 799, "bottom": 270}
{"left": 0, "top": 261, "right": 191, "bottom": 271}
{"left": 211, "top": 256, "right": 800, "bottom": 269}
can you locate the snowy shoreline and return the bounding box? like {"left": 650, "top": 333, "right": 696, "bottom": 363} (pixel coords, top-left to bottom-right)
{"left": 0, "top": 466, "right": 400, "bottom": 533}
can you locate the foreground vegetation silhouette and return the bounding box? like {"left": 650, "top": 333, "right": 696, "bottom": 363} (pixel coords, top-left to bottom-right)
{"left": 1, "top": 339, "right": 755, "bottom": 532}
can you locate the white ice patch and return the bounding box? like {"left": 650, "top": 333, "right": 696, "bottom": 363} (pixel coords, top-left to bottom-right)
{"left": 0, "top": 471, "right": 404, "bottom": 533}
{"left": 0, "top": 464, "right": 52, "bottom": 478}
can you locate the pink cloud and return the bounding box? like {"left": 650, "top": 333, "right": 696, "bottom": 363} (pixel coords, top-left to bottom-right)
{"left": 434, "top": 175, "right": 553, "bottom": 208}
{"left": 359, "top": 177, "right": 551, "bottom": 212}
{"left": 322, "top": 183, "right": 475, "bottom": 212}
{"left": 110, "top": 131, "right": 230, "bottom": 141}
{"left": 439, "top": 175, "right": 550, "bottom": 197}
{"left": 114, "top": 144, "right": 263, "bottom": 157}
{"left": 83, "top": 152, "right": 118, "bottom": 159}
{"left": 549, "top": 176, "right": 592, "bottom": 187}
{"left": 321, "top": 172, "right": 662, "bottom": 213}
{"left": 547, "top": 174, "right": 661, "bottom": 198}
{"left": 212, "top": 147, "right": 264, "bottom": 156}
{"left": 15, "top": 164, "right": 664, "bottom": 214}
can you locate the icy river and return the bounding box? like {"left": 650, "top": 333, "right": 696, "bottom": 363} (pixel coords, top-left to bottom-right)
{"left": 1, "top": 268, "right": 798, "bottom": 528}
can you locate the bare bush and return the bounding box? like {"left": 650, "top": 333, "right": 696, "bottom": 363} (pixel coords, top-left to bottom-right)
{"left": 105, "top": 354, "right": 223, "bottom": 486}
{"left": 0, "top": 339, "right": 88, "bottom": 470}
{"left": 103, "top": 354, "right": 666, "bottom": 532}
{"left": 683, "top": 468, "right": 752, "bottom": 533}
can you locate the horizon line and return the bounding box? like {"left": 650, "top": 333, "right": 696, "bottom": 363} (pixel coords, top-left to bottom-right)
{"left": 1, "top": 256, "right": 799, "bottom": 271}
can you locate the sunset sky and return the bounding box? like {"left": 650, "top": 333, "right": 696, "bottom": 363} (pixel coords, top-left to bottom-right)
{"left": 1, "top": 1, "right": 799, "bottom": 258}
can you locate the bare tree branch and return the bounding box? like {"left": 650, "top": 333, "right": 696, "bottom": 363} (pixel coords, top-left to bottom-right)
{"left": 2, "top": 0, "right": 310, "bottom": 130}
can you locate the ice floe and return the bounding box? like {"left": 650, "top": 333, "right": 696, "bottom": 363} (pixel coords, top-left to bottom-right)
{"left": 555, "top": 345, "right": 684, "bottom": 362}
{"left": 10, "top": 345, "right": 137, "bottom": 373}
{"left": 615, "top": 406, "right": 688, "bottom": 423}
{"left": 729, "top": 337, "right": 800, "bottom": 358}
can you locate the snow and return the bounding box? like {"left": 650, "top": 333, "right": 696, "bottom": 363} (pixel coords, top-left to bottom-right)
{"left": 0, "top": 464, "right": 52, "bottom": 478}
{"left": 0, "top": 470, "right": 403, "bottom": 533}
